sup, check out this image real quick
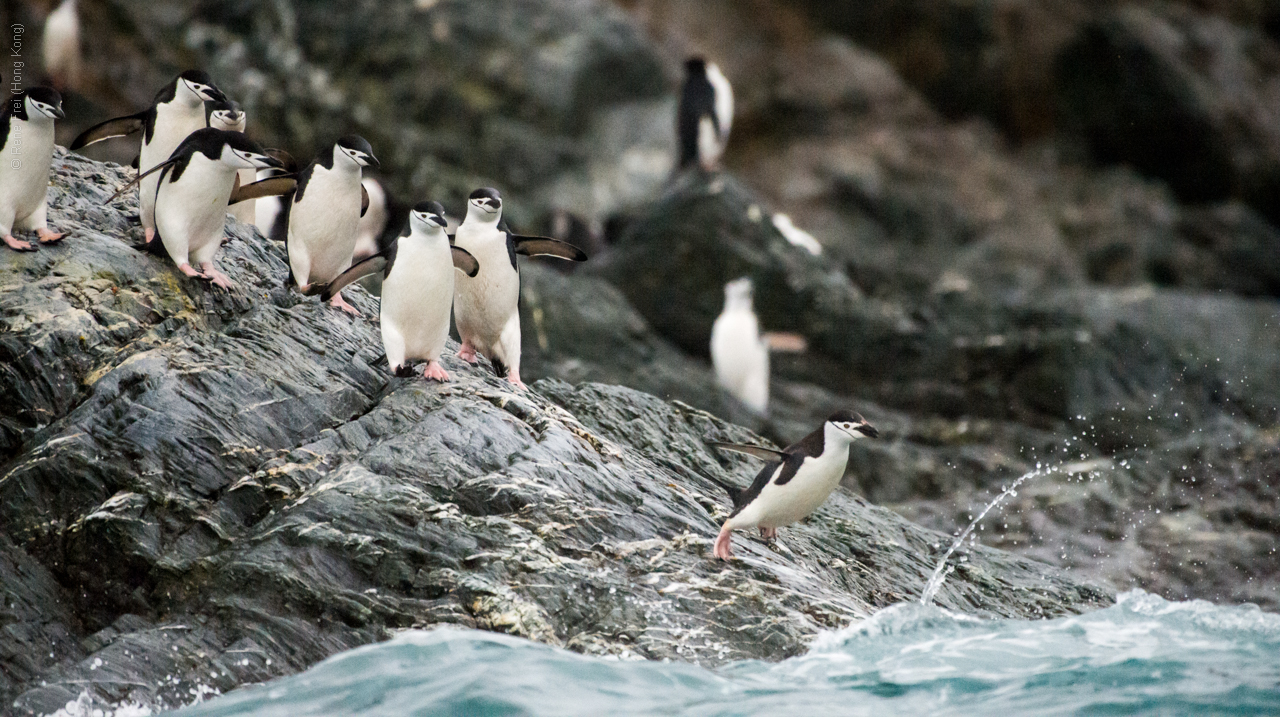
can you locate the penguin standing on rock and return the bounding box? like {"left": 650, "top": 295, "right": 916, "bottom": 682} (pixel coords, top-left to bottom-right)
{"left": 105, "top": 128, "right": 286, "bottom": 288}
{"left": 711, "top": 277, "right": 769, "bottom": 414}
{"left": 707, "top": 411, "right": 878, "bottom": 560}
{"left": 286, "top": 135, "right": 379, "bottom": 315}
{"left": 320, "top": 201, "right": 480, "bottom": 381}
{"left": 204, "top": 100, "right": 256, "bottom": 226}
{"left": 1, "top": 86, "right": 66, "bottom": 252}
{"left": 677, "top": 56, "right": 733, "bottom": 171}
{"left": 452, "top": 187, "right": 588, "bottom": 387}
{"left": 70, "top": 70, "right": 228, "bottom": 245}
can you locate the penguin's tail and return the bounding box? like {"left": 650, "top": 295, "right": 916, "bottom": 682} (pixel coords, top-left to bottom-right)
{"left": 704, "top": 474, "right": 742, "bottom": 505}
{"left": 490, "top": 356, "right": 508, "bottom": 379}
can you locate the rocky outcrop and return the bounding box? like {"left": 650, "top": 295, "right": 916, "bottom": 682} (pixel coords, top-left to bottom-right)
{"left": 0, "top": 152, "right": 1107, "bottom": 714}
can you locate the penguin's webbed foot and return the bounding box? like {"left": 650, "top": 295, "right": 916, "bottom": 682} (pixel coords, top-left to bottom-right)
{"left": 329, "top": 291, "right": 361, "bottom": 316}
{"left": 393, "top": 364, "right": 416, "bottom": 378}
{"left": 3, "top": 234, "right": 37, "bottom": 252}
{"left": 36, "top": 229, "right": 65, "bottom": 245}
{"left": 177, "top": 263, "right": 208, "bottom": 280}
{"left": 457, "top": 340, "right": 479, "bottom": 364}
{"left": 422, "top": 361, "right": 450, "bottom": 382}
{"left": 713, "top": 527, "right": 735, "bottom": 560}
{"left": 506, "top": 369, "right": 526, "bottom": 390}
{"left": 759, "top": 526, "right": 777, "bottom": 541}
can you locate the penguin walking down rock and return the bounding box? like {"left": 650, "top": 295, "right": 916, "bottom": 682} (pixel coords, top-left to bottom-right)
{"left": 1, "top": 86, "right": 66, "bottom": 252}
{"left": 105, "top": 128, "right": 286, "bottom": 287}
{"left": 70, "top": 71, "right": 228, "bottom": 246}
{"left": 452, "top": 188, "right": 588, "bottom": 387}
{"left": 677, "top": 56, "right": 733, "bottom": 171}
{"left": 707, "top": 411, "right": 878, "bottom": 560}
{"left": 285, "top": 135, "right": 379, "bottom": 315}
{"left": 321, "top": 201, "right": 479, "bottom": 381}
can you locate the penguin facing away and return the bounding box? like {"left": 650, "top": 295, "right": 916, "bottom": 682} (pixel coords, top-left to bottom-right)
{"left": 710, "top": 277, "right": 769, "bottom": 414}
{"left": 320, "top": 201, "right": 480, "bottom": 381}
{"left": 708, "top": 411, "right": 879, "bottom": 560}
{"left": 1, "top": 86, "right": 66, "bottom": 252}
{"left": 106, "top": 128, "right": 284, "bottom": 288}
{"left": 677, "top": 57, "right": 733, "bottom": 171}
{"left": 451, "top": 187, "right": 588, "bottom": 387}
{"left": 204, "top": 100, "right": 256, "bottom": 226}
{"left": 286, "top": 135, "right": 379, "bottom": 315}
{"left": 70, "top": 70, "right": 228, "bottom": 245}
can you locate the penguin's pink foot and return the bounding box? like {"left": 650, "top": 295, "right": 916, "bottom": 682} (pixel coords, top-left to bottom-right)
{"left": 422, "top": 360, "right": 450, "bottom": 382}
{"left": 329, "top": 291, "right": 361, "bottom": 316}
{"left": 200, "top": 262, "right": 234, "bottom": 289}
{"left": 457, "top": 340, "right": 478, "bottom": 364}
{"left": 3, "top": 234, "right": 36, "bottom": 252}
{"left": 178, "top": 263, "right": 207, "bottom": 279}
{"left": 713, "top": 527, "right": 735, "bottom": 560}
{"left": 144, "top": 227, "right": 155, "bottom": 244}
{"left": 36, "top": 228, "right": 65, "bottom": 245}
{"left": 506, "top": 369, "right": 526, "bottom": 389}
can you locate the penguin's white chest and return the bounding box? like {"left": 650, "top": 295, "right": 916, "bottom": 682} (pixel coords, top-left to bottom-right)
{"left": 155, "top": 157, "right": 236, "bottom": 255}
{"left": 453, "top": 224, "right": 518, "bottom": 342}
{"left": 141, "top": 103, "right": 204, "bottom": 169}
{"left": 288, "top": 166, "right": 363, "bottom": 284}
{"left": 381, "top": 236, "right": 455, "bottom": 361}
{"left": 0, "top": 119, "right": 55, "bottom": 223}
{"left": 710, "top": 309, "right": 769, "bottom": 413}
{"left": 737, "top": 448, "right": 849, "bottom": 529}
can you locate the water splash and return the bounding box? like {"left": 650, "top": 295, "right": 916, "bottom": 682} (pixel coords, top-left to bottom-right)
{"left": 920, "top": 464, "right": 1059, "bottom": 606}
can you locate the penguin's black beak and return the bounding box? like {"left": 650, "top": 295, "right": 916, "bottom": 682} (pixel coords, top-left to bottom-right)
{"left": 51, "top": 105, "right": 66, "bottom": 119}
{"left": 856, "top": 423, "right": 879, "bottom": 438}
{"left": 204, "top": 87, "right": 229, "bottom": 104}
{"left": 260, "top": 155, "right": 285, "bottom": 169}
{"left": 365, "top": 154, "right": 380, "bottom": 170}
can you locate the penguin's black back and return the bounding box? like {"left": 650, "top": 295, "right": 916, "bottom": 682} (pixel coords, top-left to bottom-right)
{"left": 677, "top": 59, "right": 717, "bottom": 169}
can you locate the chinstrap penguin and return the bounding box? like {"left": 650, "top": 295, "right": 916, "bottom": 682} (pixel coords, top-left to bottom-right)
{"left": 451, "top": 187, "right": 588, "bottom": 386}
{"left": 204, "top": 100, "right": 256, "bottom": 226}
{"left": 41, "top": 0, "right": 81, "bottom": 92}
{"left": 286, "top": 135, "right": 379, "bottom": 315}
{"left": 677, "top": 57, "right": 733, "bottom": 171}
{"left": 1, "top": 86, "right": 66, "bottom": 252}
{"left": 70, "top": 70, "right": 228, "bottom": 246}
{"left": 109, "top": 128, "right": 283, "bottom": 288}
{"left": 711, "top": 277, "right": 769, "bottom": 414}
{"left": 707, "top": 411, "right": 878, "bottom": 560}
{"left": 320, "top": 201, "right": 480, "bottom": 381}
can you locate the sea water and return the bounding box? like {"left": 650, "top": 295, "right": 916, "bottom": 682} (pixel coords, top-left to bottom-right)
{"left": 157, "top": 590, "right": 1279, "bottom": 716}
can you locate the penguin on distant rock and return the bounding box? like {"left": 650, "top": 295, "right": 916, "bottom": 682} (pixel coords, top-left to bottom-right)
{"left": 1, "top": 86, "right": 66, "bottom": 252}
{"left": 677, "top": 56, "right": 733, "bottom": 171}
{"left": 286, "top": 135, "right": 379, "bottom": 315}
{"left": 105, "top": 128, "right": 287, "bottom": 288}
{"left": 452, "top": 187, "right": 588, "bottom": 387}
{"left": 707, "top": 411, "right": 879, "bottom": 560}
{"left": 711, "top": 277, "right": 769, "bottom": 414}
{"left": 321, "top": 201, "right": 479, "bottom": 381}
{"left": 41, "top": 0, "right": 81, "bottom": 92}
{"left": 71, "top": 71, "right": 229, "bottom": 246}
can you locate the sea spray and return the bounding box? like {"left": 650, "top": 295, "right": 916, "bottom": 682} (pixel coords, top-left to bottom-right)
{"left": 920, "top": 464, "right": 1060, "bottom": 605}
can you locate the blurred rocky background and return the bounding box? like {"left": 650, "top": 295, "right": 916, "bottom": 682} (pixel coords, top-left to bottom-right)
{"left": 3, "top": 0, "right": 1280, "bottom": 708}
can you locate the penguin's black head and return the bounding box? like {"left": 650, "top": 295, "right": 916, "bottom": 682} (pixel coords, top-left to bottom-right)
{"left": 685, "top": 57, "right": 708, "bottom": 75}
{"left": 337, "top": 135, "right": 379, "bottom": 169}
{"left": 178, "top": 70, "right": 227, "bottom": 103}
{"left": 219, "top": 130, "right": 285, "bottom": 170}
{"left": 409, "top": 200, "right": 448, "bottom": 230}
{"left": 468, "top": 187, "right": 502, "bottom": 216}
{"left": 827, "top": 410, "right": 878, "bottom": 439}
{"left": 23, "top": 87, "right": 65, "bottom": 120}
{"left": 206, "top": 99, "right": 244, "bottom": 131}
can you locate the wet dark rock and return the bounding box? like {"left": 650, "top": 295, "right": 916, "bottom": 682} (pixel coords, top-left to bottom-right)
{"left": 0, "top": 153, "right": 1107, "bottom": 714}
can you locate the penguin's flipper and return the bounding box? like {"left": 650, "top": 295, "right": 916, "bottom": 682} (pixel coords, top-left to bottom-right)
{"left": 450, "top": 246, "right": 480, "bottom": 277}
{"left": 69, "top": 113, "right": 146, "bottom": 151}
{"left": 230, "top": 176, "right": 298, "bottom": 205}
{"left": 361, "top": 184, "right": 370, "bottom": 217}
{"left": 102, "top": 157, "right": 181, "bottom": 205}
{"left": 512, "top": 236, "right": 588, "bottom": 262}
{"left": 318, "top": 252, "right": 390, "bottom": 302}
{"left": 707, "top": 442, "right": 787, "bottom": 463}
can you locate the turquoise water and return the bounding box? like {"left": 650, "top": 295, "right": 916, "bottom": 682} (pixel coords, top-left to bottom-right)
{"left": 174, "top": 591, "right": 1280, "bottom": 716}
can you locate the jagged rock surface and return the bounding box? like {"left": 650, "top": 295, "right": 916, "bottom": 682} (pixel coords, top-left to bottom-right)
{"left": 0, "top": 153, "right": 1107, "bottom": 715}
